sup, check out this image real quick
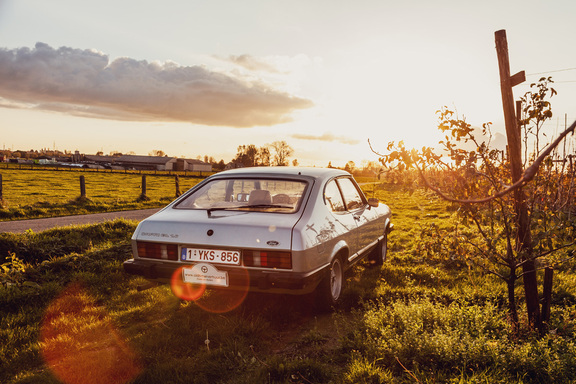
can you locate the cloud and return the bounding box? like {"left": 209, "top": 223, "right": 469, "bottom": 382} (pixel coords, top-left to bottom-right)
{"left": 223, "top": 54, "right": 316, "bottom": 74}
{"left": 0, "top": 43, "right": 313, "bottom": 127}
{"left": 291, "top": 132, "right": 360, "bottom": 145}
{"left": 225, "top": 54, "right": 283, "bottom": 73}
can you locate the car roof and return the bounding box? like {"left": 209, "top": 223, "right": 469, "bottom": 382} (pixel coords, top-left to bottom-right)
{"left": 212, "top": 166, "right": 351, "bottom": 180}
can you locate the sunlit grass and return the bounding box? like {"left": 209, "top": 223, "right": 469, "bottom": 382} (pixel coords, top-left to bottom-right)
{"left": 2, "top": 186, "right": 576, "bottom": 383}
{"left": 0, "top": 169, "right": 204, "bottom": 220}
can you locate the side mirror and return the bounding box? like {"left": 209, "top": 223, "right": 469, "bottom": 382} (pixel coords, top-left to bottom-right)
{"left": 368, "top": 198, "right": 379, "bottom": 208}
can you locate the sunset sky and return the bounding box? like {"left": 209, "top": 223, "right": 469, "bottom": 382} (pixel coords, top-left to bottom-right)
{"left": 1, "top": 0, "right": 575, "bottom": 167}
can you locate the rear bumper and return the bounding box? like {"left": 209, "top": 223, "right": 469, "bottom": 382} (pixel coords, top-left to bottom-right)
{"left": 123, "top": 259, "right": 326, "bottom": 295}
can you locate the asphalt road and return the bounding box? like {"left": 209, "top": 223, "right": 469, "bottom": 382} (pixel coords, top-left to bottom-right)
{"left": 0, "top": 208, "right": 161, "bottom": 234}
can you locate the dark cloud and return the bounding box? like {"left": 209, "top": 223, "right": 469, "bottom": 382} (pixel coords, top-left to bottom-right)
{"left": 291, "top": 132, "right": 359, "bottom": 145}
{"left": 0, "top": 43, "right": 313, "bottom": 126}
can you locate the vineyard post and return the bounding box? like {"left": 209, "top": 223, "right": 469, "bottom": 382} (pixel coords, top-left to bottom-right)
{"left": 0, "top": 174, "right": 3, "bottom": 200}
{"left": 541, "top": 267, "right": 554, "bottom": 330}
{"left": 495, "top": 29, "right": 542, "bottom": 333}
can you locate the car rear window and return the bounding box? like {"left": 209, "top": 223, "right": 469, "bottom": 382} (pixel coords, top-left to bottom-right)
{"left": 175, "top": 178, "right": 307, "bottom": 213}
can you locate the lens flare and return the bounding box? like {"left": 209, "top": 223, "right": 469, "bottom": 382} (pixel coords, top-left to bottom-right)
{"left": 40, "top": 283, "right": 140, "bottom": 384}
{"left": 170, "top": 267, "right": 207, "bottom": 301}
{"left": 170, "top": 266, "right": 250, "bottom": 313}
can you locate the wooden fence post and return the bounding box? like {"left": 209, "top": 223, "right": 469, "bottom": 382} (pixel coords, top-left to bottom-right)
{"left": 80, "top": 175, "right": 86, "bottom": 199}
{"left": 139, "top": 175, "right": 149, "bottom": 201}
{"left": 0, "top": 174, "right": 4, "bottom": 205}
{"left": 175, "top": 175, "right": 181, "bottom": 197}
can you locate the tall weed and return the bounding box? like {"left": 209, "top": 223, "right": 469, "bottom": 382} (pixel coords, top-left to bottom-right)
{"left": 341, "top": 297, "right": 576, "bottom": 383}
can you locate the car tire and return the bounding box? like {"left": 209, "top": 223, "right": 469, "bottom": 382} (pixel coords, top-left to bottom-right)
{"left": 370, "top": 229, "right": 388, "bottom": 266}
{"left": 316, "top": 256, "right": 344, "bottom": 311}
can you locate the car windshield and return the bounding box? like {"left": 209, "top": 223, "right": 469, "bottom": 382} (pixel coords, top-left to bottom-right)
{"left": 175, "top": 177, "right": 308, "bottom": 213}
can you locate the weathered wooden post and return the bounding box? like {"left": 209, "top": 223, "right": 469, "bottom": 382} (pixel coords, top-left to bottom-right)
{"left": 142, "top": 175, "right": 147, "bottom": 197}
{"left": 139, "top": 175, "right": 149, "bottom": 201}
{"left": 495, "top": 29, "right": 542, "bottom": 333}
{"left": 0, "top": 174, "right": 4, "bottom": 206}
{"left": 541, "top": 267, "right": 554, "bottom": 328}
{"left": 80, "top": 175, "right": 86, "bottom": 199}
{"left": 175, "top": 175, "right": 181, "bottom": 197}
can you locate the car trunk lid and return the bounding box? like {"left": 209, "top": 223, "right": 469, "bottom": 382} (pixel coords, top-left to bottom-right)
{"left": 133, "top": 208, "right": 300, "bottom": 250}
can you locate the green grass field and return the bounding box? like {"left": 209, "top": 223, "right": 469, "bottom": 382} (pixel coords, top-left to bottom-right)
{"left": 0, "top": 168, "right": 204, "bottom": 220}
{"left": 2, "top": 183, "right": 576, "bottom": 383}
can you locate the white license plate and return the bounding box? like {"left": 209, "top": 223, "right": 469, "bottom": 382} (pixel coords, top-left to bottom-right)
{"left": 180, "top": 247, "right": 241, "bottom": 265}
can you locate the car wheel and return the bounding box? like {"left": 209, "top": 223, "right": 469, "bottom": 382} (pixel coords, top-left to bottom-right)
{"left": 371, "top": 230, "right": 388, "bottom": 266}
{"left": 316, "top": 256, "right": 344, "bottom": 310}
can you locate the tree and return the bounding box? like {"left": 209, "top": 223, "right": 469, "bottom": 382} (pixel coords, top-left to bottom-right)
{"left": 259, "top": 146, "right": 271, "bottom": 166}
{"left": 216, "top": 159, "right": 226, "bottom": 171}
{"left": 376, "top": 78, "right": 576, "bottom": 334}
{"left": 344, "top": 161, "right": 356, "bottom": 174}
{"left": 233, "top": 145, "right": 258, "bottom": 167}
{"left": 269, "top": 141, "right": 294, "bottom": 166}
{"left": 149, "top": 150, "right": 166, "bottom": 157}
{"left": 520, "top": 76, "right": 557, "bottom": 165}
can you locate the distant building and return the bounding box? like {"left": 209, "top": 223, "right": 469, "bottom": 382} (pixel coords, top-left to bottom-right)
{"left": 115, "top": 155, "right": 177, "bottom": 171}
{"left": 38, "top": 158, "right": 57, "bottom": 165}
{"left": 82, "top": 154, "right": 212, "bottom": 172}
{"left": 83, "top": 155, "right": 119, "bottom": 169}
{"left": 175, "top": 158, "right": 212, "bottom": 172}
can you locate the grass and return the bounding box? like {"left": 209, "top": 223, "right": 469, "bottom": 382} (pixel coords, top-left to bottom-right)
{"left": 1, "top": 184, "right": 576, "bottom": 383}
{"left": 0, "top": 168, "right": 204, "bottom": 220}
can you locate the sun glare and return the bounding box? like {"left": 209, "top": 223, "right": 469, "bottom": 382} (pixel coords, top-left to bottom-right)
{"left": 170, "top": 266, "right": 250, "bottom": 313}
{"left": 40, "top": 283, "right": 141, "bottom": 384}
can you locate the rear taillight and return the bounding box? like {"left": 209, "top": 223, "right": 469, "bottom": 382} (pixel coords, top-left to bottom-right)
{"left": 243, "top": 250, "right": 292, "bottom": 269}
{"left": 137, "top": 242, "right": 178, "bottom": 261}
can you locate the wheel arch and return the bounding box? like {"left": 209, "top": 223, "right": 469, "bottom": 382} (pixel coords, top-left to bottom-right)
{"left": 330, "top": 240, "right": 349, "bottom": 268}
{"left": 385, "top": 219, "right": 394, "bottom": 234}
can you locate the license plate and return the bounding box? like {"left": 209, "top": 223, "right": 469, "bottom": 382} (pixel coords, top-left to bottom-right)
{"left": 181, "top": 247, "right": 241, "bottom": 265}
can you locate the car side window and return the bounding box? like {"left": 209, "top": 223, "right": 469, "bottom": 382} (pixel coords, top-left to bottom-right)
{"left": 337, "top": 178, "right": 364, "bottom": 210}
{"left": 324, "top": 180, "right": 346, "bottom": 212}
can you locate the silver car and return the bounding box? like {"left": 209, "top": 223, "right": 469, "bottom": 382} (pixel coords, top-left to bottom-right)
{"left": 123, "top": 167, "right": 392, "bottom": 308}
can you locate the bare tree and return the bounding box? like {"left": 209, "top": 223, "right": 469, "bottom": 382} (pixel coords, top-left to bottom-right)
{"left": 269, "top": 141, "right": 294, "bottom": 166}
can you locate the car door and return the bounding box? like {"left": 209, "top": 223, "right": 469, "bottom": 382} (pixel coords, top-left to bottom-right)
{"left": 324, "top": 179, "right": 358, "bottom": 255}
{"left": 336, "top": 177, "right": 379, "bottom": 258}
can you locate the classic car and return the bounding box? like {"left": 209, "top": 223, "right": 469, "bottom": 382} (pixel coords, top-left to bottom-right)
{"left": 123, "top": 167, "right": 392, "bottom": 309}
